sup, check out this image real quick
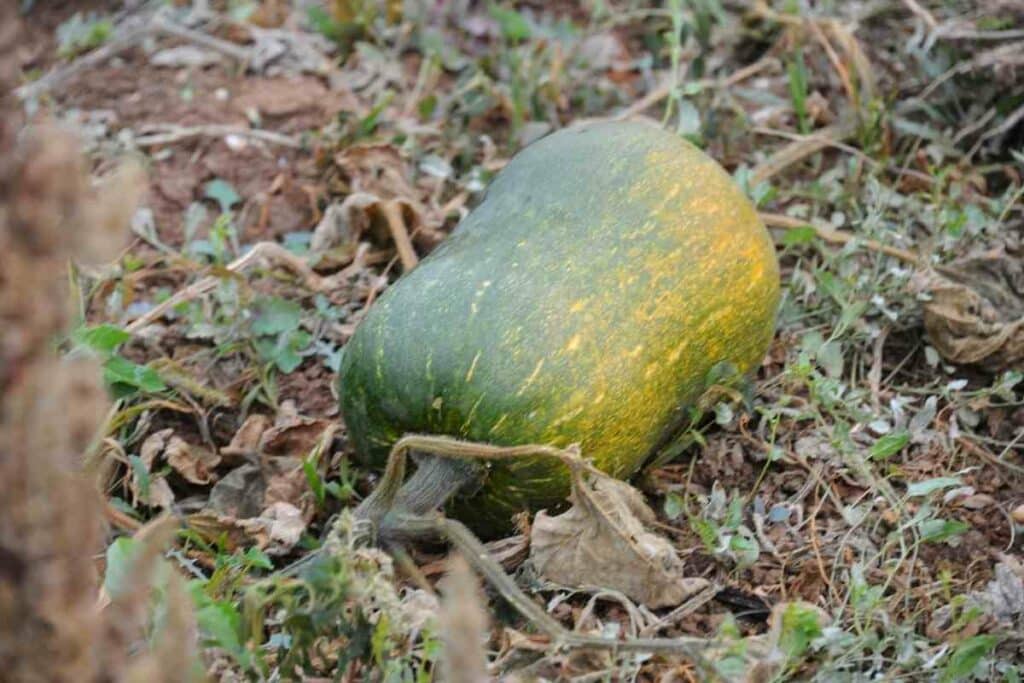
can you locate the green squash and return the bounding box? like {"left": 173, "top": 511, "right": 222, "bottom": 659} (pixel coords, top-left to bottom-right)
{"left": 339, "top": 121, "right": 780, "bottom": 535}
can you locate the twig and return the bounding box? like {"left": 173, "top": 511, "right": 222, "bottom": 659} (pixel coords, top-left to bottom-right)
{"left": 150, "top": 14, "right": 252, "bottom": 63}
{"left": 760, "top": 211, "right": 939, "bottom": 270}
{"left": 14, "top": 24, "right": 152, "bottom": 100}
{"left": 918, "top": 40, "right": 1024, "bottom": 101}
{"left": 749, "top": 120, "right": 857, "bottom": 186}
{"left": 401, "top": 513, "right": 717, "bottom": 661}
{"left": 15, "top": 9, "right": 251, "bottom": 102}
{"left": 869, "top": 325, "right": 890, "bottom": 411}
{"left": 125, "top": 241, "right": 332, "bottom": 333}
{"left": 807, "top": 20, "right": 856, "bottom": 105}
{"left": 901, "top": 0, "right": 938, "bottom": 30}
{"left": 979, "top": 101, "right": 1024, "bottom": 144}
{"left": 936, "top": 27, "right": 1024, "bottom": 41}
{"left": 134, "top": 123, "right": 301, "bottom": 148}
{"left": 614, "top": 56, "right": 777, "bottom": 121}
{"left": 637, "top": 582, "right": 718, "bottom": 637}
{"left": 958, "top": 437, "right": 1024, "bottom": 477}
{"left": 380, "top": 200, "right": 419, "bottom": 272}
{"left": 753, "top": 127, "right": 937, "bottom": 186}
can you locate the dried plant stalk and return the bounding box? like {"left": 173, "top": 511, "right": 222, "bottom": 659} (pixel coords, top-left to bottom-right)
{"left": 0, "top": 15, "right": 196, "bottom": 675}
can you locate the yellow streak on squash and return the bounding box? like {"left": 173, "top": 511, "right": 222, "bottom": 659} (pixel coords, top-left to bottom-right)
{"left": 515, "top": 359, "right": 545, "bottom": 396}
{"left": 464, "top": 351, "right": 482, "bottom": 383}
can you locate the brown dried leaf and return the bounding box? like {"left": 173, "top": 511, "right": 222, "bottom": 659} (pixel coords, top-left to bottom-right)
{"left": 335, "top": 143, "right": 417, "bottom": 199}
{"left": 924, "top": 252, "right": 1024, "bottom": 371}
{"left": 259, "top": 414, "right": 331, "bottom": 457}
{"left": 140, "top": 428, "right": 174, "bottom": 470}
{"left": 529, "top": 467, "right": 710, "bottom": 609}
{"left": 165, "top": 436, "right": 221, "bottom": 485}
{"left": 133, "top": 429, "right": 175, "bottom": 509}
{"left": 207, "top": 464, "right": 265, "bottom": 518}
{"left": 310, "top": 191, "right": 437, "bottom": 258}
{"left": 261, "top": 501, "right": 307, "bottom": 554}
{"left": 263, "top": 455, "right": 312, "bottom": 514}
{"left": 145, "top": 478, "right": 175, "bottom": 510}
{"left": 185, "top": 511, "right": 269, "bottom": 551}
{"left": 220, "top": 413, "right": 272, "bottom": 463}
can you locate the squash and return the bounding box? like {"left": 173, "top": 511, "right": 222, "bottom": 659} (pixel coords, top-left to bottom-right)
{"left": 339, "top": 121, "right": 780, "bottom": 535}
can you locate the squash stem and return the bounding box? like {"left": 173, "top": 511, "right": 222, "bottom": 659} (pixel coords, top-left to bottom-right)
{"left": 355, "top": 454, "right": 482, "bottom": 541}
{"left": 354, "top": 434, "right": 595, "bottom": 542}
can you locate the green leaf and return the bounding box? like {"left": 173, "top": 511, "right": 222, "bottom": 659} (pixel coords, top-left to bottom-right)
{"left": 787, "top": 48, "right": 810, "bottom": 134}
{"left": 941, "top": 635, "right": 999, "bottom": 682}
{"left": 870, "top": 431, "right": 910, "bottom": 460}
{"left": 664, "top": 492, "right": 685, "bottom": 520}
{"left": 729, "top": 534, "right": 760, "bottom": 567}
{"left": 128, "top": 454, "right": 151, "bottom": 501}
{"left": 690, "top": 517, "right": 718, "bottom": 550}
{"left": 252, "top": 297, "right": 302, "bottom": 336}
{"left": 489, "top": 5, "right": 531, "bottom": 41}
{"left": 73, "top": 323, "right": 130, "bottom": 354}
{"left": 304, "top": 458, "right": 325, "bottom": 506}
{"left": 782, "top": 225, "right": 817, "bottom": 246}
{"left": 104, "top": 355, "right": 167, "bottom": 393}
{"left": 675, "top": 98, "right": 701, "bottom": 136}
{"left": 197, "top": 602, "right": 249, "bottom": 667}
{"left": 778, "top": 602, "right": 824, "bottom": 661}
{"left": 907, "top": 476, "right": 962, "bottom": 497}
{"left": 103, "top": 536, "right": 138, "bottom": 598}
{"left": 817, "top": 340, "right": 844, "bottom": 378}
{"left": 204, "top": 178, "right": 241, "bottom": 214}
{"left": 243, "top": 546, "right": 273, "bottom": 571}
{"left": 919, "top": 518, "right": 970, "bottom": 543}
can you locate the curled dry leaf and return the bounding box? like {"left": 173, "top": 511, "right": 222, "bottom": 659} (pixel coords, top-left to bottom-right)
{"left": 165, "top": 436, "right": 221, "bottom": 485}
{"left": 185, "top": 511, "right": 270, "bottom": 552}
{"left": 134, "top": 429, "right": 175, "bottom": 509}
{"left": 263, "top": 455, "right": 313, "bottom": 513}
{"left": 259, "top": 413, "right": 332, "bottom": 457}
{"left": 187, "top": 503, "right": 308, "bottom": 555}
{"left": 923, "top": 252, "right": 1024, "bottom": 371}
{"left": 261, "top": 501, "right": 306, "bottom": 555}
{"left": 140, "top": 429, "right": 173, "bottom": 470}
{"left": 220, "top": 413, "right": 272, "bottom": 463}
{"left": 136, "top": 474, "right": 175, "bottom": 511}
{"left": 311, "top": 143, "right": 444, "bottom": 256}
{"left": 529, "top": 464, "right": 711, "bottom": 609}
{"left": 140, "top": 428, "right": 221, "bottom": 484}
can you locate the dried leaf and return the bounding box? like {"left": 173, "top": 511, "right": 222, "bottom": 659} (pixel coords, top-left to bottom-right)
{"left": 207, "top": 464, "right": 265, "bottom": 518}
{"left": 310, "top": 190, "right": 437, "bottom": 258}
{"left": 529, "top": 467, "right": 710, "bottom": 609}
{"left": 335, "top": 143, "right": 417, "bottom": 199}
{"left": 185, "top": 512, "right": 270, "bottom": 551}
{"left": 261, "top": 501, "right": 306, "bottom": 554}
{"left": 165, "top": 436, "right": 221, "bottom": 485}
{"left": 220, "top": 414, "right": 272, "bottom": 462}
{"left": 133, "top": 429, "right": 175, "bottom": 509}
{"left": 262, "top": 455, "right": 312, "bottom": 512}
{"left": 146, "top": 478, "right": 175, "bottom": 510}
{"left": 140, "top": 428, "right": 173, "bottom": 469}
{"left": 923, "top": 252, "right": 1024, "bottom": 371}
{"left": 259, "top": 414, "right": 331, "bottom": 457}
